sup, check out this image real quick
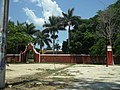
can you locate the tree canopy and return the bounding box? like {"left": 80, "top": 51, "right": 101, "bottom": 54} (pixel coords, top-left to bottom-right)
{"left": 62, "top": 0, "right": 120, "bottom": 55}
{"left": 7, "top": 21, "right": 34, "bottom": 54}
{"left": 6, "top": 0, "right": 120, "bottom": 55}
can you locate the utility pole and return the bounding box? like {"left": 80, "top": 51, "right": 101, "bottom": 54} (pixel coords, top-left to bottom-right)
{"left": 0, "top": 0, "right": 9, "bottom": 88}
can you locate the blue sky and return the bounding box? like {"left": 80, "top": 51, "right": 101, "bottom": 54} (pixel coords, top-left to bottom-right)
{"left": 9, "top": 0, "right": 117, "bottom": 48}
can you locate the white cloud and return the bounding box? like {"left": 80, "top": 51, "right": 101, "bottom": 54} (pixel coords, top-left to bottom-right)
{"left": 23, "top": 7, "right": 44, "bottom": 29}
{"left": 9, "top": 16, "right": 12, "bottom": 20}
{"left": 40, "top": 0, "right": 63, "bottom": 17}
{"left": 23, "top": 0, "right": 63, "bottom": 29}
{"left": 29, "top": 0, "right": 63, "bottom": 22}
{"left": 13, "top": 0, "right": 20, "bottom": 3}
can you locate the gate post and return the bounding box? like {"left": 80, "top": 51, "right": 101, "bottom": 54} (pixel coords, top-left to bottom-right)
{"left": 106, "top": 45, "right": 113, "bottom": 65}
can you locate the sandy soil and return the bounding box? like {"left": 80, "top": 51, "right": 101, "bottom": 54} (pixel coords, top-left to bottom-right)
{"left": 5, "top": 64, "right": 120, "bottom": 90}
{"left": 6, "top": 63, "right": 68, "bottom": 79}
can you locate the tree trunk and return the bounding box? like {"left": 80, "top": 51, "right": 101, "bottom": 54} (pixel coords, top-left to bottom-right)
{"left": 53, "top": 38, "right": 55, "bottom": 54}
{"left": 40, "top": 40, "right": 43, "bottom": 54}
{"left": 68, "top": 25, "right": 70, "bottom": 53}
{"left": 52, "top": 32, "right": 56, "bottom": 54}
{"left": 109, "top": 38, "right": 112, "bottom": 46}
{"left": 40, "top": 46, "right": 42, "bottom": 54}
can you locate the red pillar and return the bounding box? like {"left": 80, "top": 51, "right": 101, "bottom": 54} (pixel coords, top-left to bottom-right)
{"left": 107, "top": 45, "right": 113, "bottom": 65}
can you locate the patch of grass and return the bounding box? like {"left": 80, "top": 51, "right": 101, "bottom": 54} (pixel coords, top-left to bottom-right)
{"left": 54, "top": 70, "right": 75, "bottom": 76}
{"left": 36, "top": 68, "right": 44, "bottom": 71}
{"left": 6, "top": 69, "right": 14, "bottom": 71}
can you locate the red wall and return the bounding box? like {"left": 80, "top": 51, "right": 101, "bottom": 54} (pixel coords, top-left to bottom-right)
{"left": 7, "top": 54, "right": 20, "bottom": 63}
{"left": 40, "top": 54, "right": 103, "bottom": 64}
{"left": 6, "top": 54, "right": 120, "bottom": 64}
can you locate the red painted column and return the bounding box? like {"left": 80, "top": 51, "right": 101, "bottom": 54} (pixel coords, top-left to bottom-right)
{"left": 107, "top": 45, "right": 113, "bottom": 65}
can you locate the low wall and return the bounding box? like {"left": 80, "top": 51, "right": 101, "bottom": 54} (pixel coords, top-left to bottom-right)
{"left": 6, "top": 54, "right": 120, "bottom": 64}
{"left": 40, "top": 54, "right": 106, "bottom": 64}
{"left": 6, "top": 54, "right": 21, "bottom": 63}
{"left": 41, "top": 54, "right": 120, "bottom": 64}
{"left": 114, "top": 56, "right": 120, "bottom": 64}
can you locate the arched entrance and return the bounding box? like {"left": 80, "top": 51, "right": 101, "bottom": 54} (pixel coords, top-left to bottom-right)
{"left": 26, "top": 50, "right": 35, "bottom": 63}
{"left": 21, "top": 43, "right": 40, "bottom": 63}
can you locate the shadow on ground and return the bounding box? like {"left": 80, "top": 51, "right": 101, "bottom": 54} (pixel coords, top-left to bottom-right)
{"left": 6, "top": 78, "right": 120, "bottom": 90}
{"left": 58, "top": 78, "right": 120, "bottom": 90}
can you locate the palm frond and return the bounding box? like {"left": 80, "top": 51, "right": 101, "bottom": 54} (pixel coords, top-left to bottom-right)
{"left": 62, "top": 12, "right": 68, "bottom": 18}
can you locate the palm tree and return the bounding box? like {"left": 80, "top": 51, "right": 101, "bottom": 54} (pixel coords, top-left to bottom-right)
{"left": 15, "top": 22, "right": 36, "bottom": 52}
{"left": 24, "top": 23, "right": 37, "bottom": 36}
{"left": 62, "top": 8, "right": 80, "bottom": 52}
{"left": 34, "top": 30, "right": 52, "bottom": 54}
{"left": 43, "top": 16, "right": 61, "bottom": 54}
{"left": 15, "top": 21, "right": 25, "bottom": 32}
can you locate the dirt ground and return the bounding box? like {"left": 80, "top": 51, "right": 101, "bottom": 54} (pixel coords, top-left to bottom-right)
{"left": 4, "top": 64, "right": 120, "bottom": 90}
{"left": 6, "top": 63, "right": 68, "bottom": 79}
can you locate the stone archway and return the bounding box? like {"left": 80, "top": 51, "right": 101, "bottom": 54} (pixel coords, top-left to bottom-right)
{"left": 21, "top": 43, "right": 40, "bottom": 63}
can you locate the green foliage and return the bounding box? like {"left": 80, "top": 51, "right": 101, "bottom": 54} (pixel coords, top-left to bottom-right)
{"left": 94, "top": 0, "right": 120, "bottom": 55}
{"left": 89, "top": 39, "right": 106, "bottom": 56}
{"left": 61, "top": 8, "right": 81, "bottom": 53}
{"left": 45, "top": 45, "right": 52, "bottom": 50}
{"left": 114, "top": 34, "right": 120, "bottom": 55}
{"left": 35, "top": 48, "right": 40, "bottom": 52}
{"left": 34, "top": 30, "right": 52, "bottom": 53}
{"left": 54, "top": 42, "right": 61, "bottom": 51}
{"left": 6, "top": 20, "right": 52, "bottom": 54}
{"left": 69, "top": 18, "right": 97, "bottom": 54}
{"left": 43, "top": 16, "right": 63, "bottom": 54}
{"left": 62, "top": 40, "right": 68, "bottom": 53}
{"left": 7, "top": 21, "right": 34, "bottom": 54}
{"left": 6, "top": 0, "right": 120, "bottom": 55}
{"left": 69, "top": 30, "right": 82, "bottom": 54}
{"left": 62, "top": 0, "right": 120, "bottom": 55}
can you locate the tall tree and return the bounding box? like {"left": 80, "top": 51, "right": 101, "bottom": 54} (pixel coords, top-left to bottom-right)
{"left": 88, "top": 0, "right": 120, "bottom": 56}
{"left": 112, "top": 0, "right": 120, "bottom": 55}
{"left": 43, "top": 16, "right": 61, "bottom": 54}
{"left": 97, "top": 8, "right": 117, "bottom": 46}
{"left": 97, "top": 7, "right": 118, "bottom": 65}
{"left": 62, "top": 8, "right": 80, "bottom": 52}
{"left": 34, "top": 30, "right": 52, "bottom": 54}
